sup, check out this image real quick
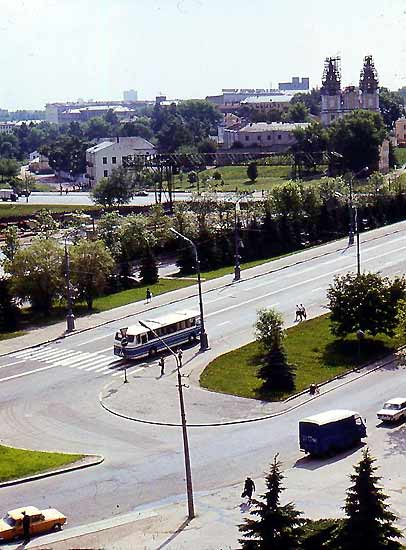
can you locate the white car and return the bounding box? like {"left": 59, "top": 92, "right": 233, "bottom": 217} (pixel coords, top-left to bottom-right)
{"left": 377, "top": 398, "right": 406, "bottom": 423}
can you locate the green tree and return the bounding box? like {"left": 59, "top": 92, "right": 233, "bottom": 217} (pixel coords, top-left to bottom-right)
{"left": 9, "top": 239, "right": 64, "bottom": 314}
{"left": 1, "top": 225, "right": 20, "bottom": 264}
{"left": 91, "top": 166, "right": 134, "bottom": 207}
{"left": 120, "top": 121, "right": 153, "bottom": 140}
{"left": 284, "top": 101, "right": 309, "bottom": 123}
{"left": 0, "top": 158, "right": 20, "bottom": 181}
{"left": 84, "top": 117, "right": 112, "bottom": 140}
{"left": 239, "top": 455, "right": 303, "bottom": 549}
{"left": 0, "top": 278, "right": 19, "bottom": 332}
{"left": 338, "top": 449, "right": 402, "bottom": 550}
{"left": 255, "top": 308, "right": 296, "bottom": 393}
{"left": 42, "top": 135, "right": 89, "bottom": 176}
{"left": 327, "top": 273, "right": 406, "bottom": 338}
{"left": 291, "top": 88, "right": 322, "bottom": 116}
{"left": 247, "top": 161, "right": 258, "bottom": 183}
{"left": 96, "top": 211, "right": 123, "bottom": 259}
{"left": 328, "top": 110, "right": 387, "bottom": 173}
{"left": 379, "top": 87, "right": 404, "bottom": 130}
{"left": 395, "top": 298, "right": 406, "bottom": 340}
{"left": 70, "top": 239, "right": 115, "bottom": 310}
{"left": 33, "top": 208, "right": 59, "bottom": 238}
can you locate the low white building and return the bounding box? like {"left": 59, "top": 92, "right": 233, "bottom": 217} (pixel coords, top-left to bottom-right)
{"left": 86, "top": 136, "right": 155, "bottom": 186}
{"left": 223, "top": 122, "right": 310, "bottom": 152}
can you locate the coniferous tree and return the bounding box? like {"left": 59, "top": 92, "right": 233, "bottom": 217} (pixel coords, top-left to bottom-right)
{"left": 338, "top": 448, "right": 402, "bottom": 550}
{"left": 0, "top": 278, "right": 19, "bottom": 332}
{"left": 239, "top": 455, "right": 303, "bottom": 549}
{"left": 140, "top": 246, "right": 158, "bottom": 285}
{"left": 255, "top": 308, "right": 296, "bottom": 393}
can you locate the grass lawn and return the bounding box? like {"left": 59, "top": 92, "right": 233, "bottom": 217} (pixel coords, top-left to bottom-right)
{"left": 394, "top": 147, "right": 406, "bottom": 166}
{"left": 0, "top": 445, "right": 83, "bottom": 482}
{"left": 174, "top": 165, "right": 322, "bottom": 192}
{"left": 200, "top": 314, "right": 404, "bottom": 401}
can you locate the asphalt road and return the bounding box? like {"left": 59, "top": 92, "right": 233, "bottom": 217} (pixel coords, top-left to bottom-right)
{"left": 13, "top": 191, "right": 192, "bottom": 206}
{"left": 0, "top": 224, "right": 405, "bottom": 531}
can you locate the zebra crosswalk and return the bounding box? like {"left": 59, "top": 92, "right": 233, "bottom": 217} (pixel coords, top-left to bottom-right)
{"left": 8, "top": 345, "right": 129, "bottom": 377}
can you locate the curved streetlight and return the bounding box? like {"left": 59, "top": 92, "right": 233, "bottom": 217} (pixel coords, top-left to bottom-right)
{"left": 170, "top": 228, "right": 209, "bottom": 351}
{"left": 138, "top": 319, "right": 195, "bottom": 520}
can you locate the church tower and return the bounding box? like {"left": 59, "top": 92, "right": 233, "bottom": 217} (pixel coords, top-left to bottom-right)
{"left": 320, "top": 57, "right": 342, "bottom": 125}
{"left": 359, "top": 55, "right": 379, "bottom": 112}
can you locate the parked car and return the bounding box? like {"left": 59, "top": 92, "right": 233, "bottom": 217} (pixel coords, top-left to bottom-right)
{"left": 299, "top": 409, "right": 367, "bottom": 457}
{"left": 133, "top": 190, "right": 149, "bottom": 196}
{"left": 377, "top": 398, "right": 406, "bottom": 423}
{"left": 0, "top": 506, "right": 66, "bottom": 541}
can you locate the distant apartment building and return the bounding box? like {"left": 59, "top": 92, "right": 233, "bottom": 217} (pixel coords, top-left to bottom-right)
{"left": 395, "top": 118, "right": 406, "bottom": 147}
{"left": 223, "top": 122, "right": 310, "bottom": 152}
{"left": 85, "top": 136, "right": 155, "bottom": 186}
{"left": 123, "top": 89, "right": 138, "bottom": 101}
{"left": 278, "top": 77, "right": 310, "bottom": 91}
{"left": 46, "top": 100, "right": 153, "bottom": 124}
{"left": 0, "top": 122, "right": 16, "bottom": 134}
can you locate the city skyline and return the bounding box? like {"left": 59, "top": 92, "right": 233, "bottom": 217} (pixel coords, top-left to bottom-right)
{"left": 0, "top": 0, "right": 405, "bottom": 110}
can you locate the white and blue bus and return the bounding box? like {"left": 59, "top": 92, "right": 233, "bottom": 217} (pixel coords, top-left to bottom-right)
{"left": 114, "top": 310, "right": 200, "bottom": 360}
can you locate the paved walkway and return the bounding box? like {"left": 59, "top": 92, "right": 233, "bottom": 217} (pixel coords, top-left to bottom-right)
{"left": 2, "top": 220, "right": 405, "bottom": 357}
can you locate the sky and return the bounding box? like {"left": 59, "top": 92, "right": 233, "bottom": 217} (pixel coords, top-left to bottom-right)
{"left": 1, "top": 0, "right": 406, "bottom": 110}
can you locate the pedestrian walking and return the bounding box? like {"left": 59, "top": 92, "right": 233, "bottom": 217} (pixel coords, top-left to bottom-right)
{"left": 22, "top": 511, "right": 30, "bottom": 542}
{"left": 295, "top": 305, "right": 301, "bottom": 322}
{"left": 146, "top": 288, "right": 152, "bottom": 303}
{"left": 177, "top": 348, "right": 183, "bottom": 367}
{"left": 241, "top": 476, "right": 255, "bottom": 504}
{"left": 300, "top": 304, "right": 307, "bottom": 320}
{"left": 159, "top": 356, "right": 165, "bottom": 376}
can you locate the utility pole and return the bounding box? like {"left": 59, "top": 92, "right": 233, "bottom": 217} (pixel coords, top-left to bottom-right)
{"left": 355, "top": 206, "right": 361, "bottom": 276}
{"left": 170, "top": 228, "right": 209, "bottom": 351}
{"left": 348, "top": 175, "right": 354, "bottom": 246}
{"left": 233, "top": 195, "right": 245, "bottom": 282}
{"left": 139, "top": 320, "right": 195, "bottom": 520}
{"left": 64, "top": 239, "right": 75, "bottom": 332}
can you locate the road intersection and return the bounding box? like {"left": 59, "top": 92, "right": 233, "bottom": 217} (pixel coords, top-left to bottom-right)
{"left": 0, "top": 221, "right": 405, "bottom": 546}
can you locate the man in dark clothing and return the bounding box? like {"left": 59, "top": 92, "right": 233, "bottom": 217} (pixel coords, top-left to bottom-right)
{"left": 159, "top": 356, "right": 165, "bottom": 376}
{"left": 242, "top": 476, "right": 256, "bottom": 503}
{"left": 146, "top": 288, "right": 152, "bottom": 303}
{"left": 22, "top": 511, "right": 30, "bottom": 542}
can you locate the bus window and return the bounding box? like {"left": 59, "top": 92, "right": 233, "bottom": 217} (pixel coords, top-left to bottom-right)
{"left": 141, "top": 334, "right": 147, "bottom": 344}
{"left": 115, "top": 332, "right": 122, "bottom": 340}
{"left": 191, "top": 318, "right": 196, "bottom": 326}
{"left": 127, "top": 335, "right": 134, "bottom": 343}
{"left": 147, "top": 331, "right": 155, "bottom": 341}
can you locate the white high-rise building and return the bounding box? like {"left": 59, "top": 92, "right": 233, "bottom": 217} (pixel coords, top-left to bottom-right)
{"left": 123, "top": 89, "right": 138, "bottom": 102}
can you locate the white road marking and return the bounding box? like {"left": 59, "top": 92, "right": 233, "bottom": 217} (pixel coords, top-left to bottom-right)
{"left": 0, "top": 364, "right": 58, "bottom": 383}
{"left": 311, "top": 287, "right": 324, "bottom": 293}
{"left": 0, "top": 359, "right": 27, "bottom": 369}
{"left": 75, "top": 334, "right": 110, "bottom": 346}
{"left": 217, "top": 321, "right": 230, "bottom": 327}
{"left": 98, "top": 346, "right": 115, "bottom": 354}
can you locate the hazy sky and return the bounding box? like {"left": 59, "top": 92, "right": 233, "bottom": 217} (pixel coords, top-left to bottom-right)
{"left": 1, "top": 0, "right": 406, "bottom": 110}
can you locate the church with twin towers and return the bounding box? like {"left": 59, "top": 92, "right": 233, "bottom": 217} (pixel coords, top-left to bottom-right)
{"left": 320, "top": 55, "right": 380, "bottom": 126}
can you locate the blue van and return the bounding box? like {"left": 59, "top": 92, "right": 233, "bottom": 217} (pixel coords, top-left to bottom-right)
{"left": 299, "top": 409, "right": 367, "bottom": 457}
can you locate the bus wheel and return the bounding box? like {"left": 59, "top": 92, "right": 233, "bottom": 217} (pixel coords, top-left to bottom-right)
{"left": 149, "top": 346, "right": 157, "bottom": 358}
{"left": 188, "top": 334, "right": 196, "bottom": 344}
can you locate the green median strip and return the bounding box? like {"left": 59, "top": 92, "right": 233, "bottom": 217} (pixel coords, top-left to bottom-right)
{"left": 0, "top": 445, "right": 83, "bottom": 482}
{"left": 200, "top": 314, "right": 404, "bottom": 401}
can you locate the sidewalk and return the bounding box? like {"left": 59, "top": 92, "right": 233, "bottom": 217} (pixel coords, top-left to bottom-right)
{"left": 2, "top": 220, "right": 405, "bottom": 356}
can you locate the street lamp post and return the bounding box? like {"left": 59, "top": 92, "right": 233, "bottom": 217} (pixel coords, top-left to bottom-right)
{"left": 233, "top": 196, "right": 244, "bottom": 282}
{"left": 348, "top": 175, "right": 355, "bottom": 246}
{"left": 138, "top": 320, "right": 195, "bottom": 520}
{"left": 170, "top": 228, "right": 209, "bottom": 351}
{"left": 354, "top": 206, "right": 361, "bottom": 276}
{"left": 64, "top": 239, "right": 75, "bottom": 332}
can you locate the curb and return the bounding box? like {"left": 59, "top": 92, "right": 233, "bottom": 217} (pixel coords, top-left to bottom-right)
{"left": 0, "top": 454, "right": 104, "bottom": 488}
{"left": 99, "top": 353, "right": 401, "bottom": 428}
{"left": 1, "top": 223, "right": 403, "bottom": 359}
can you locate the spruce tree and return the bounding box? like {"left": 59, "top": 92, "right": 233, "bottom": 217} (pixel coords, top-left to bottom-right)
{"left": 239, "top": 455, "right": 303, "bottom": 549}
{"left": 140, "top": 247, "right": 158, "bottom": 285}
{"left": 339, "top": 448, "right": 401, "bottom": 550}
{"left": 255, "top": 308, "right": 296, "bottom": 394}
{"left": 247, "top": 161, "right": 258, "bottom": 183}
